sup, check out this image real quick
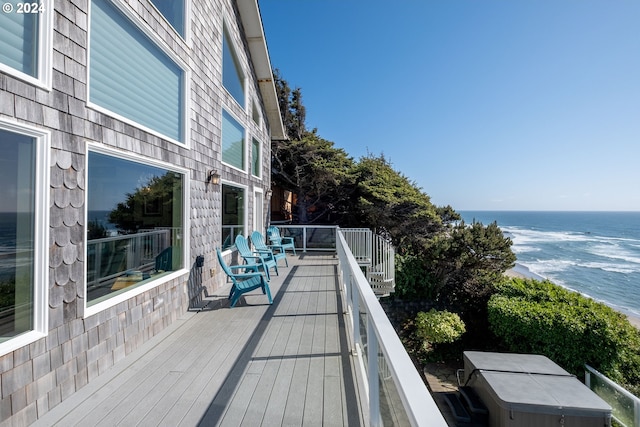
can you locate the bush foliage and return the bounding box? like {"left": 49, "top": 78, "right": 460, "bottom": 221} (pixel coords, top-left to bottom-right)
{"left": 488, "top": 278, "right": 640, "bottom": 394}
{"left": 415, "top": 309, "right": 466, "bottom": 346}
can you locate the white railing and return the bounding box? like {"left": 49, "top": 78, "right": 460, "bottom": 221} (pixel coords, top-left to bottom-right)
{"left": 369, "top": 233, "right": 395, "bottom": 296}
{"left": 269, "top": 224, "right": 338, "bottom": 252}
{"left": 341, "top": 228, "right": 372, "bottom": 264}
{"left": 586, "top": 364, "right": 640, "bottom": 427}
{"left": 337, "top": 230, "right": 447, "bottom": 426}
{"left": 275, "top": 225, "right": 395, "bottom": 295}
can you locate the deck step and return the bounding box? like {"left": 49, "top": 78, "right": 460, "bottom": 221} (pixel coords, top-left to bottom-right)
{"left": 459, "top": 386, "right": 488, "bottom": 415}
{"left": 443, "top": 392, "right": 471, "bottom": 423}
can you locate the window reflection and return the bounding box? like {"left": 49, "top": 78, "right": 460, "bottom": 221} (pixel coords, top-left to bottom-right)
{"left": 0, "top": 129, "right": 35, "bottom": 341}
{"left": 221, "top": 185, "right": 244, "bottom": 250}
{"left": 87, "top": 152, "right": 184, "bottom": 306}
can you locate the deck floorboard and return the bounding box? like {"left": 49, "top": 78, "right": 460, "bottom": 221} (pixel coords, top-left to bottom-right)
{"left": 33, "top": 254, "right": 364, "bottom": 427}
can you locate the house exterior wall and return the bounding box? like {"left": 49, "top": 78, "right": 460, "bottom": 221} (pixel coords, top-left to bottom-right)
{"left": 0, "top": 0, "right": 278, "bottom": 424}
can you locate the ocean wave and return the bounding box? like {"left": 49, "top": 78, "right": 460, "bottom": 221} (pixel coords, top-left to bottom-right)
{"left": 576, "top": 261, "right": 638, "bottom": 274}
{"left": 503, "top": 227, "right": 593, "bottom": 244}
{"left": 587, "top": 244, "right": 640, "bottom": 265}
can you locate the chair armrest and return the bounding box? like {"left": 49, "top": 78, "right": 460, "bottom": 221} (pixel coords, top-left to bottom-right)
{"left": 231, "top": 272, "right": 265, "bottom": 279}
{"left": 242, "top": 255, "right": 267, "bottom": 263}
{"left": 228, "top": 264, "right": 253, "bottom": 271}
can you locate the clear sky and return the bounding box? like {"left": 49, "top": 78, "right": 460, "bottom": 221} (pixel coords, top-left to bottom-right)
{"left": 259, "top": 0, "right": 640, "bottom": 211}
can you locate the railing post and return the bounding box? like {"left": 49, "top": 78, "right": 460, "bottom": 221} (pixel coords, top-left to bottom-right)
{"left": 368, "top": 316, "right": 380, "bottom": 427}
{"left": 585, "top": 369, "right": 590, "bottom": 388}
{"left": 352, "top": 275, "right": 360, "bottom": 356}
{"left": 303, "top": 226, "right": 307, "bottom": 253}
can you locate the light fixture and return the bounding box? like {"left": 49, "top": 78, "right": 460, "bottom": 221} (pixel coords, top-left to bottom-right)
{"left": 266, "top": 189, "right": 273, "bottom": 198}
{"left": 206, "top": 170, "right": 220, "bottom": 185}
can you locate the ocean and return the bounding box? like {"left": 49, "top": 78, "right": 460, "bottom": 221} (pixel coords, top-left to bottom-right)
{"left": 460, "top": 211, "right": 640, "bottom": 318}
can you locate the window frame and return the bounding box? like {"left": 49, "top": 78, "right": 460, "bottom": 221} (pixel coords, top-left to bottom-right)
{"left": 220, "top": 181, "right": 248, "bottom": 254}
{"left": 253, "top": 188, "right": 264, "bottom": 234}
{"left": 86, "top": 0, "right": 191, "bottom": 147}
{"left": 148, "top": 0, "right": 190, "bottom": 41}
{"left": 84, "top": 143, "right": 190, "bottom": 317}
{"left": 221, "top": 109, "right": 247, "bottom": 173}
{"left": 251, "top": 137, "right": 261, "bottom": 179}
{"left": 0, "top": 118, "right": 50, "bottom": 356}
{"left": 221, "top": 22, "right": 246, "bottom": 109}
{"left": 0, "top": 2, "right": 53, "bottom": 90}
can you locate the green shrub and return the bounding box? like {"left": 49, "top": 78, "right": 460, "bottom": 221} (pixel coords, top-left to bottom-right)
{"left": 488, "top": 278, "right": 640, "bottom": 392}
{"left": 394, "top": 254, "right": 438, "bottom": 300}
{"left": 415, "top": 309, "right": 466, "bottom": 347}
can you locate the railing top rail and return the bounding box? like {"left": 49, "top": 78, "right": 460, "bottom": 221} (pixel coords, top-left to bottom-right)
{"left": 272, "top": 224, "right": 339, "bottom": 229}
{"left": 337, "top": 230, "right": 446, "bottom": 426}
{"left": 586, "top": 364, "right": 640, "bottom": 403}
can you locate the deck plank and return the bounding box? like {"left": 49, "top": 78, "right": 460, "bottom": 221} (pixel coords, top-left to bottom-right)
{"left": 32, "top": 254, "right": 364, "bottom": 427}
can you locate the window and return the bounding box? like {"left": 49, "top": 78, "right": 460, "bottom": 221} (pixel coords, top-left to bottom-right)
{"left": 222, "top": 27, "right": 245, "bottom": 107}
{"left": 0, "top": 121, "right": 48, "bottom": 353}
{"left": 221, "top": 184, "right": 245, "bottom": 250}
{"left": 149, "top": 0, "right": 185, "bottom": 37}
{"left": 89, "top": 0, "right": 185, "bottom": 142}
{"left": 252, "top": 101, "right": 261, "bottom": 126}
{"left": 222, "top": 110, "right": 245, "bottom": 170}
{"left": 0, "top": 5, "right": 51, "bottom": 87}
{"left": 251, "top": 138, "right": 261, "bottom": 178}
{"left": 86, "top": 150, "right": 184, "bottom": 307}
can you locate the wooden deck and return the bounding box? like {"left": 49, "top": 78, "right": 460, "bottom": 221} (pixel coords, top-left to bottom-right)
{"left": 34, "top": 254, "right": 365, "bottom": 427}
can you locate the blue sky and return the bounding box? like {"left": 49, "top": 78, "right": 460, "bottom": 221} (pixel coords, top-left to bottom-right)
{"left": 259, "top": 0, "right": 640, "bottom": 211}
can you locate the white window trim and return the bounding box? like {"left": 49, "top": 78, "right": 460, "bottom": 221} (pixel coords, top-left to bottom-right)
{"left": 0, "top": 0, "right": 53, "bottom": 90}
{"left": 253, "top": 187, "right": 264, "bottom": 234}
{"left": 221, "top": 180, "right": 248, "bottom": 255}
{"left": 148, "top": 0, "right": 191, "bottom": 44}
{"left": 221, "top": 108, "right": 248, "bottom": 174}
{"left": 251, "top": 136, "right": 262, "bottom": 180}
{"left": 86, "top": 0, "right": 191, "bottom": 147}
{"left": 222, "top": 19, "right": 247, "bottom": 111}
{"left": 83, "top": 142, "right": 190, "bottom": 318}
{"left": 0, "top": 119, "right": 50, "bottom": 356}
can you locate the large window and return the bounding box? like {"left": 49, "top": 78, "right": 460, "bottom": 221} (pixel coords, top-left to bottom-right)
{"left": 89, "top": 0, "right": 185, "bottom": 142}
{"left": 0, "top": 122, "right": 47, "bottom": 352}
{"left": 251, "top": 138, "right": 261, "bottom": 178}
{"left": 222, "top": 110, "right": 245, "bottom": 170}
{"left": 222, "top": 27, "right": 245, "bottom": 107}
{"left": 0, "top": 4, "right": 51, "bottom": 87}
{"left": 149, "top": 0, "right": 185, "bottom": 37}
{"left": 87, "top": 151, "right": 184, "bottom": 307}
{"left": 221, "top": 184, "right": 245, "bottom": 250}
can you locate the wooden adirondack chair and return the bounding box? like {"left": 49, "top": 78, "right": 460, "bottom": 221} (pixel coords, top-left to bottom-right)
{"left": 267, "top": 226, "right": 296, "bottom": 255}
{"left": 235, "top": 235, "right": 279, "bottom": 280}
{"left": 251, "top": 231, "right": 288, "bottom": 267}
{"left": 216, "top": 248, "right": 272, "bottom": 307}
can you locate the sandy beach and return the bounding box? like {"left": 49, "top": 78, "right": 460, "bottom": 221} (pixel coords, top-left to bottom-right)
{"left": 505, "top": 267, "right": 640, "bottom": 331}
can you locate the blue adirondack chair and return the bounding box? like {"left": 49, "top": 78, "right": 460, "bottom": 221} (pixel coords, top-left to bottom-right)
{"left": 235, "top": 235, "right": 279, "bottom": 280}
{"left": 251, "top": 230, "right": 288, "bottom": 267}
{"left": 267, "top": 226, "right": 296, "bottom": 255}
{"left": 216, "top": 249, "right": 272, "bottom": 307}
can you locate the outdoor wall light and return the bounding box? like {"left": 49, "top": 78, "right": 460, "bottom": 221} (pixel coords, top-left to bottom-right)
{"left": 206, "top": 170, "right": 220, "bottom": 185}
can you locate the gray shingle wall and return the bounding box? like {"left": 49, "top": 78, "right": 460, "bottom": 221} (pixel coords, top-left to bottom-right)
{"left": 0, "top": 0, "right": 273, "bottom": 424}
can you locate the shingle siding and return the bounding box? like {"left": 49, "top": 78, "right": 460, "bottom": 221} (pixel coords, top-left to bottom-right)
{"left": 0, "top": 0, "right": 275, "bottom": 424}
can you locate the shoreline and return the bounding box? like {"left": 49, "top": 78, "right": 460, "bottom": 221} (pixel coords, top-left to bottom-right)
{"left": 505, "top": 264, "right": 640, "bottom": 330}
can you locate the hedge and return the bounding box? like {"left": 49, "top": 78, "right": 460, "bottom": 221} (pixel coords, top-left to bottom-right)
{"left": 488, "top": 278, "right": 640, "bottom": 393}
